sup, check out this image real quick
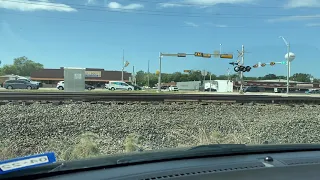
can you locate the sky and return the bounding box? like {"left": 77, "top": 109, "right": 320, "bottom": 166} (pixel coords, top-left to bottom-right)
{"left": 0, "top": 0, "right": 320, "bottom": 77}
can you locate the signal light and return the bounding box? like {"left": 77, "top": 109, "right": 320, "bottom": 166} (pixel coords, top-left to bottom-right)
{"left": 261, "top": 63, "right": 266, "bottom": 67}
{"left": 253, "top": 64, "right": 259, "bottom": 68}
{"left": 245, "top": 66, "right": 251, "bottom": 72}
{"left": 270, "top": 62, "right": 275, "bottom": 66}
{"left": 233, "top": 66, "right": 251, "bottom": 72}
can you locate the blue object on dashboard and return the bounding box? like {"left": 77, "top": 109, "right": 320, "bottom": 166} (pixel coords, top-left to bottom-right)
{"left": 0, "top": 152, "right": 56, "bottom": 175}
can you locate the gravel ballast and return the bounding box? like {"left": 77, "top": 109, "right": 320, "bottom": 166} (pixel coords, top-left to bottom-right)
{"left": 1, "top": 102, "right": 320, "bottom": 160}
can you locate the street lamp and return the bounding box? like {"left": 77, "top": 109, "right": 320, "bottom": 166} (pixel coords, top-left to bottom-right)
{"left": 279, "top": 36, "right": 295, "bottom": 94}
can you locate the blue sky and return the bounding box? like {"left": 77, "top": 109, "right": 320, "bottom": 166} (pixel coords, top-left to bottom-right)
{"left": 0, "top": 0, "right": 320, "bottom": 77}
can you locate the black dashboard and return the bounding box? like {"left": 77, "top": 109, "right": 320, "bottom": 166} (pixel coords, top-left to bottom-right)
{"left": 39, "top": 150, "right": 320, "bottom": 180}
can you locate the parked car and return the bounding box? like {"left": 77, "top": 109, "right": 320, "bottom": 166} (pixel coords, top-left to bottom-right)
{"left": 244, "top": 86, "right": 265, "bottom": 92}
{"left": 105, "top": 81, "right": 134, "bottom": 91}
{"left": 168, "top": 85, "right": 179, "bottom": 91}
{"left": 85, "top": 84, "right": 95, "bottom": 90}
{"left": 3, "top": 80, "right": 39, "bottom": 90}
{"left": 57, "top": 81, "right": 95, "bottom": 90}
{"left": 126, "top": 83, "right": 142, "bottom": 90}
{"left": 57, "top": 81, "right": 64, "bottom": 90}
{"left": 305, "top": 89, "right": 320, "bottom": 94}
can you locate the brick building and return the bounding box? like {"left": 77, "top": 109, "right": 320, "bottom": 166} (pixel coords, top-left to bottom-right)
{"left": 31, "top": 67, "right": 131, "bottom": 88}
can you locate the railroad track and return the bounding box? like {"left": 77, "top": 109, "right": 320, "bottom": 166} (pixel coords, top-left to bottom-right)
{"left": 0, "top": 92, "right": 319, "bottom": 104}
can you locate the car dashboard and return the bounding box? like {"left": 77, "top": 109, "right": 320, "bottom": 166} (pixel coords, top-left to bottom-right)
{"left": 29, "top": 150, "right": 320, "bottom": 180}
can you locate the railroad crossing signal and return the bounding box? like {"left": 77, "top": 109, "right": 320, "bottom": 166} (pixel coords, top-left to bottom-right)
{"left": 220, "top": 54, "right": 233, "bottom": 59}
{"left": 234, "top": 65, "right": 251, "bottom": 72}
{"left": 270, "top": 62, "right": 275, "bottom": 66}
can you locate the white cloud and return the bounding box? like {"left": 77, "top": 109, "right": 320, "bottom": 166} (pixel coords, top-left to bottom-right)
{"left": 107, "top": 2, "right": 143, "bottom": 10}
{"left": 0, "top": 0, "right": 77, "bottom": 12}
{"left": 159, "top": 0, "right": 256, "bottom": 8}
{"left": 267, "top": 14, "right": 320, "bottom": 23}
{"left": 158, "top": 2, "right": 189, "bottom": 8}
{"left": 184, "top": 21, "right": 199, "bottom": 27}
{"left": 285, "top": 0, "right": 320, "bottom": 8}
{"left": 215, "top": 24, "right": 228, "bottom": 27}
{"left": 306, "top": 23, "right": 320, "bottom": 26}
{"left": 86, "top": 0, "right": 96, "bottom": 5}
{"left": 204, "top": 22, "right": 228, "bottom": 27}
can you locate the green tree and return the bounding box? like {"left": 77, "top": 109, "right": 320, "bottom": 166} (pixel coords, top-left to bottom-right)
{"left": 290, "top": 73, "right": 312, "bottom": 82}
{"left": 263, "top": 74, "right": 277, "bottom": 80}
{"left": 0, "top": 56, "right": 44, "bottom": 76}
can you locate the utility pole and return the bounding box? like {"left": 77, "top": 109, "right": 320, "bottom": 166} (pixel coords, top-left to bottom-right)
{"left": 147, "top": 60, "right": 150, "bottom": 87}
{"left": 279, "top": 36, "right": 291, "bottom": 94}
{"left": 132, "top": 65, "right": 135, "bottom": 85}
{"left": 157, "top": 53, "right": 162, "bottom": 92}
{"left": 240, "top": 45, "right": 244, "bottom": 92}
{"left": 121, "top": 49, "right": 124, "bottom": 81}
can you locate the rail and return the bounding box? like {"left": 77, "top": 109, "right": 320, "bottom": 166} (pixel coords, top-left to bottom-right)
{"left": 0, "top": 92, "right": 319, "bottom": 104}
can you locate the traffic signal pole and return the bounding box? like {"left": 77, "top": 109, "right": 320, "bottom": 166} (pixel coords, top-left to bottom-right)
{"left": 158, "top": 52, "right": 162, "bottom": 92}
{"left": 287, "top": 43, "right": 290, "bottom": 94}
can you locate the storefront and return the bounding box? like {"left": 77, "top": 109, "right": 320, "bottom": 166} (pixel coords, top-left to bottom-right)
{"left": 30, "top": 67, "right": 131, "bottom": 88}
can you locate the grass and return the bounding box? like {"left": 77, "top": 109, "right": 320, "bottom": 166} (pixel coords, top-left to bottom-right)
{"left": 0, "top": 129, "right": 264, "bottom": 162}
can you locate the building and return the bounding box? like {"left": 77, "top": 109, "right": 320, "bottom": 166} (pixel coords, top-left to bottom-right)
{"left": 234, "top": 79, "right": 320, "bottom": 92}
{"left": 30, "top": 67, "right": 131, "bottom": 88}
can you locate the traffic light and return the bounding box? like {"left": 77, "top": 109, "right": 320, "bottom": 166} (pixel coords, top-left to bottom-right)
{"left": 261, "top": 63, "right": 266, "bottom": 67}
{"left": 253, "top": 64, "right": 259, "bottom": 68}
{"left": 245, "top": 66, "right": 251, "bottom": 72}
{"left": 270, "top": 62, "right": 275, "bottom": 66}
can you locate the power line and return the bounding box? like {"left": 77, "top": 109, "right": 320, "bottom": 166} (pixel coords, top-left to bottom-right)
{"left": 0, "top": 0, "right": 312, "bottom": 19}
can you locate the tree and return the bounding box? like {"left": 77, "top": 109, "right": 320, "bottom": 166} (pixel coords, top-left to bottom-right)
{"left": 0, "top": 56, "right": 44, "bottom": 76}
{"left": 290, "top": 73, "right": 312, "bottom": 82}
{"left": 263, "top": 74, "right": 277, "bottom": 80}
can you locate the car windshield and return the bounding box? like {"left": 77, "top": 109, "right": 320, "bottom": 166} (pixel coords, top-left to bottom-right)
{"left": 0, "top": 0, "right": 320, "bottom": 175}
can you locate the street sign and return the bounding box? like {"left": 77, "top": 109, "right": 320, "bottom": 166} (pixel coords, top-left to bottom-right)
{"left": 194, "top": 52, "right": 203, "bottom": 57}
{"left": 202, "top": 53, "right": 211, "bottom": 58}
{"left": 183, "top": 70, "right": 191, "bottom": 73}
{"left": 124, "top": 61, "right": 130, "bottom": 67}
{"left": 177, "top": 53, "right": 186, "bottom": 57}
{"left": 156, "top": 70, "right": 160, "bottom": 75}
{"left": 220, "top": 54, "right": 233, "bottom": 59}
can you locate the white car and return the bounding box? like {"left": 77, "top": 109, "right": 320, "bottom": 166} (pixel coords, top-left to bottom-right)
{"left": 168, "top": 85, "right": 179, "bottom": 91}
{"left": 105, "top": 81, "right": 134, "bottom": 91}
{"left": 56, "top": 81, "right": 64, "bottom": 90}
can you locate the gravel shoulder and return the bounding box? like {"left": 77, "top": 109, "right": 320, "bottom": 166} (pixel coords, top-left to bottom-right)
{"left": 1, "top": 102, "right": 320, "bottom": 161}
